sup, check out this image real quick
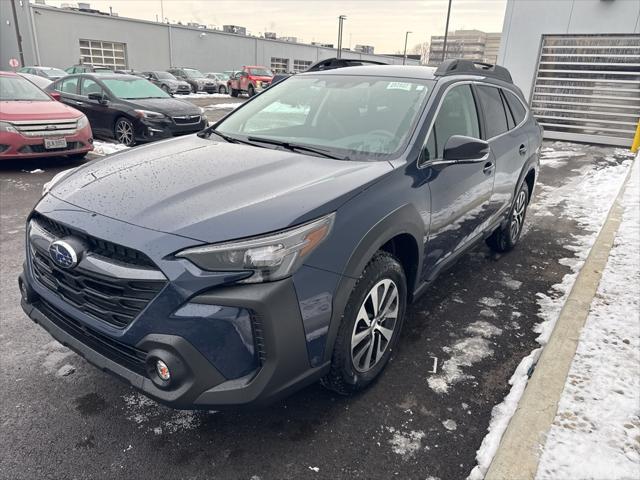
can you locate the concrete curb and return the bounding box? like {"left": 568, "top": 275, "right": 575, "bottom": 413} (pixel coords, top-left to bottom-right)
{"left": 484, "top": 156, "right": 637, "bottom": 480}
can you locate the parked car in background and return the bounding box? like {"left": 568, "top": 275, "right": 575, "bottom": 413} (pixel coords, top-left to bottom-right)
{"left": 18, "top": 66, "right": 67, "bottom": 81}
{"left": 65, "top": 64, "right": 113, "bottom": 74}
{"left": 17, "top": 72, "right": 53, "bottom": 90}
{"left": 227, "top": 65, "right": 274, "bottom": 97}
{"left": 0, "top": 71, "right": 93, "bottom": 160}
{"left": 205, "top": 73, "right": 230, "bottom": 94}
{"left": 143, "top": 71, "right": 191, "bottom": 95}
{"left": 114, "top": 69, "right": 145, "bottom": 77}
{"left": 167, "top": 68, "right": 216, "bottom": 93}
{"left": 47, "top": 73, "right": 207, "bottom": 146}
{"left": 271, "top": 57, "right": 387, "bottom": 85}
{"left": 19, "top": 60, "right": 541, "bottom": 408}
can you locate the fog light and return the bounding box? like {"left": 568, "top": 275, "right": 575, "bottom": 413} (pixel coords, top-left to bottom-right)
{"left": 155, "top": 360, "right": 170, "bottom": 381}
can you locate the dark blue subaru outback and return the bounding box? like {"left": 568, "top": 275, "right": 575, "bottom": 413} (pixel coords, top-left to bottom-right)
{"left": 20, "top": 60, "right": 542, "bottom": 408}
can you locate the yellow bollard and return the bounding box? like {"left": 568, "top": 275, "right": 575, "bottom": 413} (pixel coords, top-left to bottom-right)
{"left": 632, "top": 120, "right": 640, "bottom": 153}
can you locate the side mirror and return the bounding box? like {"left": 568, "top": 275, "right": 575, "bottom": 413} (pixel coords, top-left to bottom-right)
{"left": 88, "top": 92, "right": 108, "bottom": 104}
{"left": 49, "top": 91, "right": 61, "bottom": 101}
{"left": 443, "top": 135, "right": 489, "bottom": 162}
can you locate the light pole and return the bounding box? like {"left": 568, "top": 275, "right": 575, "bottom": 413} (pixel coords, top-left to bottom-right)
{"left": 403, "top": 31, "right": 412, "bottom": 65}
{"left": 337, "top": 15, "right": 347, "bottom": 59}
{"left": 442, "top": 0, "right": 453, "bottom": 61}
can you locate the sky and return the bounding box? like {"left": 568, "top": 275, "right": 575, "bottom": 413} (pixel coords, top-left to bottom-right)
{"left": 45, "top": 0, "right": 508, "bottom": 53}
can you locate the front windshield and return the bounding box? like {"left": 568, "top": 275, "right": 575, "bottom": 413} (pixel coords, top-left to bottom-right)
{"left": 184, "top": 68, "right": 204, "bottom": 79}
{"left": 215, "top": 74, "right": 434, "bottom": 160}
{"left": 249, "top": 68, "right": 273, "bottom": 77}
{"left": 102, "top": 78, "right": 170, "bottom": 99}
{"left": 43, "top": 68, "right": 67, "bottom": 78}
{"left": 0, "top": 75, "right": 51, "bottom": 101}
{"left": 217, "top": 73, "right": 229, "bottom": 81}
{"left": 156, "top": 71, "right": 176, "bottom": 80}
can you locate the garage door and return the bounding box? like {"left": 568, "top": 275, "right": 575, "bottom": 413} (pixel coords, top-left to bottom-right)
{"left": 530, "top": 34, "right": 640, "bottom": 147}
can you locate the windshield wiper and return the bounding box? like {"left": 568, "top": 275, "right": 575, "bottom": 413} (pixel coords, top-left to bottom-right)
{"left": 205, "top": 129, "right": 266, "bottom": 148}
{"left": 246, "top": 136, "right": 347, "bottom": 160}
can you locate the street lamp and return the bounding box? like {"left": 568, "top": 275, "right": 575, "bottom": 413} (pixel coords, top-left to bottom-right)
{"left": 442, "top": 0, "right": 453, "bottom": 61}
{"left": 403, "top": 31, "right": 412, "bottom": 65}
{"left": 337, "top": 15, "right": 347, "bottom": 59}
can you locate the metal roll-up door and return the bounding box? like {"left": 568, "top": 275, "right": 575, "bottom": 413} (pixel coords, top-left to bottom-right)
{"left": 530, "top": 34, "right": 640, "bottom": 147}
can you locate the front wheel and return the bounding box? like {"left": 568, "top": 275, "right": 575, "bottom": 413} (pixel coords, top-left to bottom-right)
{"left": 247, "top": 85, "right": 255, "bottom": 97}
{"left": 322, "top": 252, "right": 407, "bottom": 395}
{"left": 161, "top": 84, "right": 170, "bottom": 94}
{"left": 218, "top": 85, "right": 227, "bottom": 94}
{"left": 486, "top": 182, "right": 530, "bottom": 253}
{"left": 114, "top": 117, "right": 136, "bottom": 147}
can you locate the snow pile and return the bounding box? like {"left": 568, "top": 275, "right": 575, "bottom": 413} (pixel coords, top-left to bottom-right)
{"left": 122, "top": 392, "right": 207, "bottom": 433}
{"left": 92, "top": 141, "right": 130, "bottom": 156}
{"left": 204, "top": 103, "right": 242, "bottom": 110}
{"left": 183, "top": 92, "right": 230, "bottom": 99}
{"left": 386, "top": 426, "right": 426, "bottom": 460}
{"left": 467, "top": 145, "right": 636, "bottom": 479}
{"left": 536, "top": 158, "right": 640, "bottom": 479}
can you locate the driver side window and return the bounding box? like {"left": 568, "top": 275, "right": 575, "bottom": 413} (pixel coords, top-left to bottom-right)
{"left": 422, "top": 84, "right": 480, "bottom": 163}
{"left": 80, "top": 78, "right": 104, "bottom": 97}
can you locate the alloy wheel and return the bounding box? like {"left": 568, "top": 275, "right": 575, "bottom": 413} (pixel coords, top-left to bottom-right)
{"left": 351, "top": 279, "right": 399, "bottom": 373}
{"left": 510, "top": 189, "right": 527, "bottom": 240}
{"left": 115, "top": 119, "right": 134, "bottom": 146}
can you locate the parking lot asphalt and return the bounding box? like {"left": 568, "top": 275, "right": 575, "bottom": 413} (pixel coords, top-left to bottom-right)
{"left": 0, "top": 110, "right": 632, "bottom": 479}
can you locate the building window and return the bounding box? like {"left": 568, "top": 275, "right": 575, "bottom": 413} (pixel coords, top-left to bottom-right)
{"left": 293, "top": 60, "right": 312, "bottom": 73}
{"left": 79, "top": 39, "right": 127, "bottom": 69}
{"left": 270, "top": 57, "right": 289, "bottom": 74}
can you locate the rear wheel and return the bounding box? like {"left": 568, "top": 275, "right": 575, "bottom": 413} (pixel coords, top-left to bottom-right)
{"left": 486, "top": 182, "right": 530, "bottom": 252}
{"left": 218, "top": 85, "right": 227, "bottom": 94}
{"left": 230, "top": 88, "right": 239, "bottom": 97}
{"left": 322, "top": 252, "right": 407, "bottom": 395}
{"left": 114, "top": 117, "right": 136, "bottom": 147}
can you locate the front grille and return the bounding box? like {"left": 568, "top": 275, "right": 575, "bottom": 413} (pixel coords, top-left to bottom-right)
{"left": 33, "top": 213, "right": 155, "bottom": 268}
{"left": 37, "top": 298, "right": 147, "bottom": 376}
{"left": 19, "top": 142, "right": 82, "bottom": 154}
{"left": 29, "top": 214, "right": 166, "bottom": 329}
{"left": 173, "top": 115, "right": 202, "bottom": 125}
{"left": 12, "top": 118, "right": 78, "bottom": 137}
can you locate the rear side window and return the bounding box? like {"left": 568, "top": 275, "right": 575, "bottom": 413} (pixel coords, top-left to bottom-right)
{"left": 58, "top": 77, "right": 78, "bottom": 94}
{"left": 476, "top": 85, "right": 509, "bottom": 139}
{"left": 423, "top": 84, "right": 480, "bottom": 161}
{"left": 503, "top": 90, "right": 527, "bottom": 126}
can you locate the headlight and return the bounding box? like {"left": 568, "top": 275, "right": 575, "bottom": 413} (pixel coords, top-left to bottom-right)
{"left": 134, "top": 109, "right": 165, "bottom": 119}
{"left": 176, "top": 213, "right": 335, "bottom": 283}
{"left": 76, "top": 115, "right": 89, "bottom": 129}
{"left": 0, "top": 121, "right": 18, "bottom": 133}
{"left": 42, "top": 167, "right": 78, "bottom": 196}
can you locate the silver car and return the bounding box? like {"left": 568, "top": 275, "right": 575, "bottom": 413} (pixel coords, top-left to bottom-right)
{"left": 205, "top": 72, "right": 230, "bottom": 94}
{"left": 143, "top": 71, "right": 192, "bottom": 95}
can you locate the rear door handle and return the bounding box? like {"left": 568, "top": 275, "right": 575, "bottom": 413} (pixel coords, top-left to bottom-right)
{"left": 483, "top": 161, "right": 495, "bottom": 175}
{"left": 519, "top": 144, "right": 527, "bottom": 156}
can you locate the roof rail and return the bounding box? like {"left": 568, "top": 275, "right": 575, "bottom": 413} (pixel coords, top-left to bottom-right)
{"left": 434, "top": 59, "right": 513, "bottom": 83}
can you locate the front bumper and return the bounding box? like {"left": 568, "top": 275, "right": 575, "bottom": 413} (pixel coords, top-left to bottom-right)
{"left": 135, "top": 117, "right": 207, "bottom": 142}
{"left": 20, "top": 269, "right": 328, "bottom": 409}
{"left": 0, "top": 126, "right": 93, "bottom": 160}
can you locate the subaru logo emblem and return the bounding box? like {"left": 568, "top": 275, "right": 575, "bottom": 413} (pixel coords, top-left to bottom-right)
{"left": 48, "top": 240, "right": 79, "bottom": 269}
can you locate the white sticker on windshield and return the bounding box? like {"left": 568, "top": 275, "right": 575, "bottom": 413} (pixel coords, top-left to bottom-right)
{"left": 386, "top": 82, "right": 412, "bottom": 91}
{"left": 416, "top": 85, "right": 425, "bottom": 91}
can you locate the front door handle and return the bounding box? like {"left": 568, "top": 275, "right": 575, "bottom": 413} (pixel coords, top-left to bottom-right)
{"left": 483, "top": 161, "right": 495, "bottom": 175}
{"left": 519, "top": 144, "right": 527, "bottom": 156}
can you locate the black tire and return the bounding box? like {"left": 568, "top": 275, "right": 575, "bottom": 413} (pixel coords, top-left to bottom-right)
{"left": 161, "top": 84, "right": 171, "bottom": 94}
{"left": 114, "top": 117, "right": 136, "bottom": 147}
{"left": 321, "top": 252, "right": 407, "bottom": 395}
{"left": 218, "top": 85, "right": 227, "bottom": 94}
{"left": 486, "top": 181, "right": 530, "bottom": 253}
{"left": 230, "top": 88, "right": 239, "bottom": 97}
{"left": 247, "top": 85, "right": 255, "bottom": 97}
{"left": 191, "top": 84, "right": 198, "bottom": 94}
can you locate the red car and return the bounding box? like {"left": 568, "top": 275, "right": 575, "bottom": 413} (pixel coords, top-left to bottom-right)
{"left": 0, "top": 71, "right": 93, "bottom": 160}
{"left": 227, "top": 66, "right": 274, "bottom": 97}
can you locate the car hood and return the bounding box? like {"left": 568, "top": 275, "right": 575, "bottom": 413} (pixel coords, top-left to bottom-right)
{"left": 49, "top": 135, "right": 392, "bottom": 243}
{"left": 0, "top": 100, "right": 82, "bottom": 121}
{"left": 166, "top": 79, "right": 189, "bottom": 87}
{"left": 124, "top": 98, "right": 200, "bottom": 115}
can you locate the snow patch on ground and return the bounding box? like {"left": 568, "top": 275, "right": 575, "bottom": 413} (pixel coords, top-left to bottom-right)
{"left": 536, "top": 157, "right": 640, "bottom": 480}
{"left": 183, "top": 92, "right": 230, "bottom": 99}
{"left": 92, "top": 141, "right": 130, "bottom": 156}
{"left": 204, "top": 102, "right": 242, "bottom": 110}
{"left": 386, "top": 426, "right": 426, "bottom": 460}
{"left": 122, "top": 392, "right": 206, "bottom": 433}
{"left": 467, "top": 145, "right": 637, "bottom": 479}
{"left": 428, "top": 321, "right": 503, "bottom": 394}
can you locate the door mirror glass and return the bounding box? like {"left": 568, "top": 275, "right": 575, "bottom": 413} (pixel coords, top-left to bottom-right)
{"left": 88, "top": 92, "right": 107, "bottom": 103}
{"left": 443, "top": 135, "right": 489, "bottom": 162}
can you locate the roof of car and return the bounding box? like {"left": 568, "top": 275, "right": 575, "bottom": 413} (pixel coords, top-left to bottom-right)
{"left": 301, "top": 65, "right": 438, "bottom": 79}
{"left": 69, "top": 73, "right": 140, "bottom": 80}
{"left": 0, "top": 71, "right": 18, "bottom": 77}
